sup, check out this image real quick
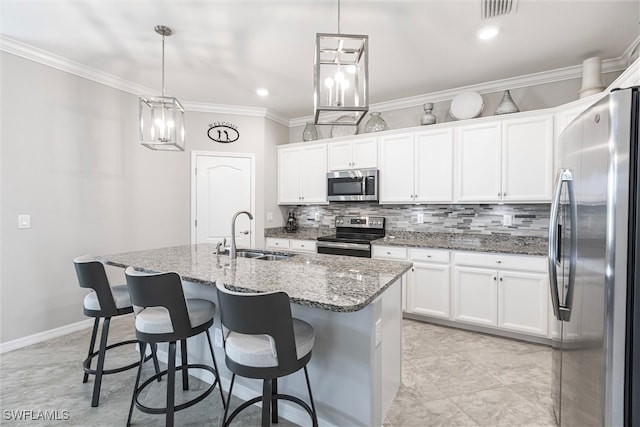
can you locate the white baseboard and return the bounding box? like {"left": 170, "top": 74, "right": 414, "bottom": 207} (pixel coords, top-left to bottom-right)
{"left": 0, "top": 318, "right": 93, "bottom": 354}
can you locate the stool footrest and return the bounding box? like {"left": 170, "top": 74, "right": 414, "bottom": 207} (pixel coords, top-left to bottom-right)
{"left": 82, "top": 339, "right": 143, "bottom": 376}
{"left": 225, "top": 393, "right": 317, "bottom": 427}
{"left": 134, "top": 364, "right": 220, "bottom": 415}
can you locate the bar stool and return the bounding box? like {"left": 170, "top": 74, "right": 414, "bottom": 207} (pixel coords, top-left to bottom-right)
{"left": 74, "top": 255, "right": 159, "bottom": 407}
{"left": 215, "top": 281, "right": 318, "bottom": 427}
{"left": 124, "top": 267, "right": 226, "bottom": 427}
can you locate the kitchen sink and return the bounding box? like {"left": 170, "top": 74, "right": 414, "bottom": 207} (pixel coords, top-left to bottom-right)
{"left": 235, "top": 249, "right": 293, "bottom": 261}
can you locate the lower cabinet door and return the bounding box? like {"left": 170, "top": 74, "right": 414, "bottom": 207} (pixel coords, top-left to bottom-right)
{"left": 497, "top": 270, "right": 549, "bottom": 336}
{"left": 453, "top": 266, "right": 498, "bottom": 326}
{"left": 408, "top": 263, "right": 451, "bottom": 319}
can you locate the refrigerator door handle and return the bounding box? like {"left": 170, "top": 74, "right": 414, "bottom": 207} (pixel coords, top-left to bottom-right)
{"left": 549, "top": 168, "right": 575, "bottom": 322}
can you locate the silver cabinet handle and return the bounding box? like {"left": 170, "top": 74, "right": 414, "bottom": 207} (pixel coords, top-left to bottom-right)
{"left": 498, "top": 192, "right": 501, "bottom": 197}
{"left": 493, "top": 276, "right": 497, "bottom": 281}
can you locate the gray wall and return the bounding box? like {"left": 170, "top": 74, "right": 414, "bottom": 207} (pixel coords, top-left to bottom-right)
{"left": 0, "top": 52, "right": 277, "bottom": 343}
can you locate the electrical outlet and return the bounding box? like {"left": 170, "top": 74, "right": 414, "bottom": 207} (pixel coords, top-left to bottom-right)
{"left": 314, "top": 212, "right": 320, "bottom": 221}
{"left": 416, "top": 213, "right": 424, "bottom": 224}
{"left": 503, "top": 214, "right": 512, "bottom": 226}
{"left": 18, "top": 214, "right": 31, "bottom": 229}
{"left": 214, "top": 328, "right": 223, "bottom": 347}
{"left": 266, "top": 212, "right": 274, "bottom": 221}
{"left": 375, "top": 319, "right": 382, "bottom": 347}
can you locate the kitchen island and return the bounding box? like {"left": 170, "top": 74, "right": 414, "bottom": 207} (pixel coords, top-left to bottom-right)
{"left": 100, "top": 244, "right": 412, "bottom": 427}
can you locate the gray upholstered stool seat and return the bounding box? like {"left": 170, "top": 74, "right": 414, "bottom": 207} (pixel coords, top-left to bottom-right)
{"left": 74, "top": 255, "right": 159, "bottom": 408}
{"left": 124, "top": 267, "right": 225, "bottom": 427}
{"left": 216, "top": 281, "right": 318, "bottom": 427}
{"left": 83, "top": 284, "right": 131, "bottom": 311}
{"left": 225, "top": 318, "right": 314, "bottom": 368}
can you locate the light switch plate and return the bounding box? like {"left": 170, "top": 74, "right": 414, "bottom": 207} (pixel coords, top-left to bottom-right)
{"left": 266, "top": 212, "right": 274, "bottom": 221}
{"left": 314, "top": 212, "right": 320, "bottom": 221}
{"left": 503, "top": 214, "right": 512, "bottom": 226}
{"left": 18, "top": 214, "right": 31, "bottom": 229}
{"left": 416, "top": 213, "right": 424, "bottom": 224}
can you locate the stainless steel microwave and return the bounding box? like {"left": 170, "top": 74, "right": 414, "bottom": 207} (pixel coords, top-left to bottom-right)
{"left": 327, "top": 169, "right": 378, "bottom": 202}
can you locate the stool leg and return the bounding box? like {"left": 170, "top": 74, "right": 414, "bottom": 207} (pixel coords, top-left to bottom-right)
{"left": 261, "top": 379, "right": 271, "bottom": 427}
{"left": 151, "top": 343, "right": 161, "bottom": 382}
{"left": 205, "top": 330, "right": 226, "bottom": 409}
{"left": 180, "top": 338, "right": 189, "bottom": 390}
{"left": 83, "top": 317, "right": 100, "bottom": 383}
{"left": 222, "top": 374, "right": 236, "bottom": 427}
{"left": 91, "top": 317, "right": 111, "bottom": 407}
{"left": 271, "top": 378, "right": 278, "bottom": 423}
{"left": 304, "top": 366, "right": 318, "bottom": 427}
{"left": 166, "top": 341, "right": 176, "bottom": 427}
{"left": 127, "top": 342, "right": 147, "bottom": 427}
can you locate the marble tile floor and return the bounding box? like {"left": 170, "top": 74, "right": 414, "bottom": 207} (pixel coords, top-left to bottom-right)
{"left": 0, "top": 316, "right": 555, "bottom": 426}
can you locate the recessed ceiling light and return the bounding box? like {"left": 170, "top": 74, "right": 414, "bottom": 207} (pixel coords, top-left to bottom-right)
{"left": 256, "top": 88, "right": 269, "bottom": 96}
{"left": 477, "top": 26, "right": 499, "bottom": 40}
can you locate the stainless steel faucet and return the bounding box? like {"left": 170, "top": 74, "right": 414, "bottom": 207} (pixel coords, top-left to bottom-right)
{"left": 230, "top": 210, "right": 254, "bottom": 259}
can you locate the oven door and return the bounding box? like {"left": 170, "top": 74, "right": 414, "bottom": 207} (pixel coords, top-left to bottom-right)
{"left": 317, "top": 241, "right": 371, "bottom": 258}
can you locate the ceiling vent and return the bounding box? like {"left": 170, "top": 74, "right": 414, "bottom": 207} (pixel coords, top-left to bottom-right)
{"left": 481, "top": 0, "right": 517, "bottom": 19}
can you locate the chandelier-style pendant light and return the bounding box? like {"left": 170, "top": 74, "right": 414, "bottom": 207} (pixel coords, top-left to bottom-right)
{"left": 314, "top": 0, "right": 369, "bottom": 126}
{"left": 139, "top": 25, "right": 185, "bottom": 151}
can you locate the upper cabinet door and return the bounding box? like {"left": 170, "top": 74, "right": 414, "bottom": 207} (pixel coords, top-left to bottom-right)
{"left": 327, "top": 141, "right": 353, "bottom": 171}
{"left": 278, "top": 147, "right": 303, "bottom": 204}
{"left": 502, "top": 114, "right": 554, "bottom": 201}
{"left": 301, "top": 144, "right": 328, "bottom": 204}
{"left": 415, "top": 128, "right": 454, "bottom": 203}
{"left": 351, "top": 137, "right": 378, "bottom": 169}
{"left": 456, "top": 122, "right": 502, "bottom": 202}
{"left": 378, "top": 133, "right": 415, "bottom": 203}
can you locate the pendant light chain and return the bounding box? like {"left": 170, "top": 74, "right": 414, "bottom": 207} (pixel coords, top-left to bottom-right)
{"left": 161, "top": 33, "right": 165, "bottom": 97}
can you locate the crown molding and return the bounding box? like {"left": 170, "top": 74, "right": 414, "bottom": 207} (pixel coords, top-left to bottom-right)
{"left": 0, "top": 35, "right": 280, "bottom": 120}
{"left": 289, "top": 54, "right": 630, "bottom": 128}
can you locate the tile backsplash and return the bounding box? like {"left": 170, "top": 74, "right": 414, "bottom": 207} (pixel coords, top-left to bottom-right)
{"left": 286, "top": 203, "right": 550, "bottom": 237}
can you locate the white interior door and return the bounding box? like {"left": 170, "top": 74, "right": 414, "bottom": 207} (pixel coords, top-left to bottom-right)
{"left": 193, "top": 153, "right": 254, "bottom": 248}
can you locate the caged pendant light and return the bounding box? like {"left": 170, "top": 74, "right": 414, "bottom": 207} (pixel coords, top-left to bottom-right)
{"left": 314, "top": 0, "right": 369, "bottom": 126}
{"left": 139, "top": 25, "right": 185, "bottom": 151}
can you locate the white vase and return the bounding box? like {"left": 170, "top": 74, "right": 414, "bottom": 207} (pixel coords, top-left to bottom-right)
{"left": 579, "top": 57, "right": 605, "bottom": 99}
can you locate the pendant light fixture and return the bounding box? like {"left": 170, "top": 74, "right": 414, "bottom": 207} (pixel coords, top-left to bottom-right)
{"left": 314, "top": 0, "right": 369, "bottom": 126}
{"left": 139, "top": 25, "right": 185, "bottom": 151}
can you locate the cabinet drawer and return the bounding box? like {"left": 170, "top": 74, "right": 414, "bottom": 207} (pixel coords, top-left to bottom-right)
{"left": 372, "top": 245, "right": 407, "bottom": 260}
{"left": 265, "top": 238, "right": 291, "bottom": 250}
{"left": 409, "top": 248, "right": 450, "bottom": 264}
{"left": 454, "top": 251, "right": 547, "bottom": 273}
{"left": 290, "top": 239, "right": 317, "bottom": 252}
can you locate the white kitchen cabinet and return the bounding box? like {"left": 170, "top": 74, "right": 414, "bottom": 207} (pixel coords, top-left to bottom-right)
{"left": 456, "top": 113, "right": 554, "bottom": 202}
{"left": 372, "top": 245, "right": 408, "bottom": 311}
{"left": 379, "top": 128, "right": 454, "bottom": 203}
{"left": 278, "top": 143, "right": 327, "bottom": 205}
{"left": 501, "top": 114, "right": 554, "bottom": 201}
{"left": 407, "top": 248, "right": 451, "bottom": 319}
{"left": 453, "top": 251, "right": 549, "bottom": 336}
{"left": 497, "top": 270, "right": 549, "bottom": 336}
{"left": 266, "top": 237, "right": 317, "bottom": 253}
{"left": 265, "top": 237, "right": 290, "bottom": 250}
{"left": 327, "top": 137, "right": 377, "bottom": 171}
{"left": 453, "top": 266, "right": 498, "bottom": 326}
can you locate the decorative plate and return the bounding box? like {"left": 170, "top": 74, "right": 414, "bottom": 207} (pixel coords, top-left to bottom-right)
{"left": 331, "top": 115, "right": 359, "bottom": 138}
{"left": 450, "top": 91, "right": 484, "bottom": 120}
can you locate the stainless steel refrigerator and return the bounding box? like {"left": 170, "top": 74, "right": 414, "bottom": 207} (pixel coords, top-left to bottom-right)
{"left": 549, "top": 86, "right": 639, "bottom": 426}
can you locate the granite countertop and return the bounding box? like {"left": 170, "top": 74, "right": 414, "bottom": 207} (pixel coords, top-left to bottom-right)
{"left": 265, "top": 227, "right": 548, "bottom": 256}
{"left": 373, "top": 231, "right": 548, "bottom": 256}
{"left": 99, "top": 244, "right": 412, "bottom": 313}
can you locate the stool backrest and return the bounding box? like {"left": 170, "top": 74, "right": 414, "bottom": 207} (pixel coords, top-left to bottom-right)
{"left": 124, "top": 267, "right": 192, "bottom": 337}
{"left": 74, "top": 255, "right": 118, "bottom": 316}
{"left": 216, "top": 282, "right": 298, "bottom": 371}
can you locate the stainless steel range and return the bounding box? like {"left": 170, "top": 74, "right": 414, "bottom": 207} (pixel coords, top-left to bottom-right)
{"left": 316, "top": 216, "right": 385, "bottom": 258}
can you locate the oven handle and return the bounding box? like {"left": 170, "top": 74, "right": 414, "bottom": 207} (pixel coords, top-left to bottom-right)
{"left": 316, "top": 241, "right": 371, "bottom": 251}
